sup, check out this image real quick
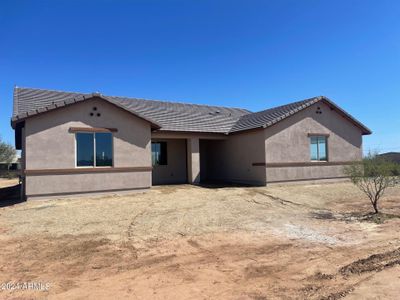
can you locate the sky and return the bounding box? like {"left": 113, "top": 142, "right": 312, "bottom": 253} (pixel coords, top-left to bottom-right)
{"left": 0, "top": 0, "right": 399, "bottom": 154}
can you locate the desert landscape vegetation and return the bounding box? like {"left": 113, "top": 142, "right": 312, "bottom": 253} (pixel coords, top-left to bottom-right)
{"left": 0, "top": 178, "right": 399, "bottom": 299}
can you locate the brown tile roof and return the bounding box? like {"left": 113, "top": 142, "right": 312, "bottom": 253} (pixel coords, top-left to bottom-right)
{"left": 11, "top": 87, "right": 372, "bottom": 135}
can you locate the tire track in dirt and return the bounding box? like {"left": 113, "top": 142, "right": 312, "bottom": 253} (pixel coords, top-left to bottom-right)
{"left": 247, "top": 189, "right": 322, "bottom": 210}
{"left": 304, "top": 246, "right": 400, "bottom": 299}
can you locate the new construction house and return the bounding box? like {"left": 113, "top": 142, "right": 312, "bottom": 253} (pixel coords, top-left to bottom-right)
{"left": 11, "top": 87, "right": 371, "bottom": 199}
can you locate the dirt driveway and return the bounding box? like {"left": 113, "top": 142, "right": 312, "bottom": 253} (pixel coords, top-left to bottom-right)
{"left": 0, "top": 181, "right": 399, "bottom": 299}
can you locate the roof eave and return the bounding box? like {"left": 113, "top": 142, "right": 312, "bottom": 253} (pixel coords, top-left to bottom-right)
{"left": 11, "top": 93, "right": 162, "bottom": 130}
{"left": 228, "top": 96, "right": 372, "bottom": 135}
{"left": 319, "top": 97, "right": 372, "bottom": 135}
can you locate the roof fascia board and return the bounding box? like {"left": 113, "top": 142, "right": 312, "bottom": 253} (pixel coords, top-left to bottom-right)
{"left": 320, "top": 97, "right": 372, "bottom": 135}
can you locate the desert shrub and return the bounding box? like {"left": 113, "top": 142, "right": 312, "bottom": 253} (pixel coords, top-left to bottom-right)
{"left": 344, "top": 154, "right": 399, "bottom": 214}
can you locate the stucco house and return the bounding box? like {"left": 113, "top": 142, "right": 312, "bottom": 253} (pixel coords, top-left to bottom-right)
{"left": 11, "top": 87, "right": 371, "bottom": 199}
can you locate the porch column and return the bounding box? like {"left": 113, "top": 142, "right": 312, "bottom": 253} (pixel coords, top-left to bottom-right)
{"left": 187, "top": 137, "right": 200, "bottom": 184}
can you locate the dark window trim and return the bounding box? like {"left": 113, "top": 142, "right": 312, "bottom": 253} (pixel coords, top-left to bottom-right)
{"left": 25, "top": 166, "right": 152, "bottom": 175}
{"left": 70, "top": 127, "right": 118, "bottom": 133}
{"left": 307, "top": 133, "right": 329, "bottom": 137}
{"left": 151, "top": 141, "right": 168, "bottom": 166}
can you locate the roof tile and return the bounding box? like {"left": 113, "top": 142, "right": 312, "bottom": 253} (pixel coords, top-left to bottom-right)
{"left": 11, "top": 87, "right": 371, "bottom": 135}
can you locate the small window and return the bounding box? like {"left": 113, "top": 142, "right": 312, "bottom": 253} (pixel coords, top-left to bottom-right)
{"left": 95, "top": 133, "right": 113, "bottom": 166}
{"left": 76, "top": 133, "right": 94, "bottom": 166}
{"left": 76, "top": 132, "right": 113, "bottom": 167}
{"left": 310, "top": 136, "right": 327, "bottom": 161}
{"left": 152, "top": 142, "right": 167, "bottom": 166}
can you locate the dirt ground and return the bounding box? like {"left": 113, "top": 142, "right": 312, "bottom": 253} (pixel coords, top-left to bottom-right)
{"left": 0, "top": 178, "right": 19, "bottom": 188}
{"left": 0, "top": 180, "right": 399, "bottom": 299}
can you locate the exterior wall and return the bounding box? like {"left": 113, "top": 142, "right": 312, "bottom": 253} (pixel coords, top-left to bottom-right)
{"left": 150, "top": 132, "right": 227, "bottom": 185}
{"left": 26, "top": 172, "right": 151, "bottom": 197}
{"left": 266, "top": 165, "right": 349, "bottom": 183}
{"left": 199, "top": 140, "right": 210, "bottom": 181}
{"left": 187, "top": 138, "right": 200, "bottom": 184}
{"left": 202, "top": 130, "right": 267, "bottom": 185}
{"left": 21, "top": 126, "right": 26, "bottom": 198}
{"left": 24, "top": 98, "right": 152, "bottom": 198}
{"left": 264, "top": 102, "right": 363, "bottom": 183}
{"left": 152, "top": 139, "right": 187, "bottom": 185}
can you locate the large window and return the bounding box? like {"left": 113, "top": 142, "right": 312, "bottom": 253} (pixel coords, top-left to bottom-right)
{"left": 151, "top": 142, "right": 167, "bottom": 166}
{"left": 76, "top": 132, "right": 113, "bottom": 167}
{"left": 310, "top": 136, "right": 327, "bottom": 161}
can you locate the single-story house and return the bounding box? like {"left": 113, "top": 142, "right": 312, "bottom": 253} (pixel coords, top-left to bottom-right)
{"left": 11, "top": 87, "right": 371, "bottom": 199}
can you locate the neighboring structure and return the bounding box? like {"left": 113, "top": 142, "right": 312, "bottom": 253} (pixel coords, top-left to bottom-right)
{"left": 0, "top": 157, "right": 19, "bottom": 169}
{"left": 11, "top": 87, "right": 371, "bottom": 199}
{"left": 0, "top": 156, "right": 20, "bottom": 174}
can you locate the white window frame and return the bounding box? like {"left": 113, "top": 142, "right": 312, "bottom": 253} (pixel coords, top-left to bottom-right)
{"left": 75, "top": 132, "right": 114, "bottom": 168}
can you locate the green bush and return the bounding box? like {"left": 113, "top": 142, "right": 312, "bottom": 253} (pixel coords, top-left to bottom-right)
{"left": 344, "top": 153, "right": 400, "bottom": 214}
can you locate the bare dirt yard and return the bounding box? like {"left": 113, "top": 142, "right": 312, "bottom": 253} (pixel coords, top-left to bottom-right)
{"left": 0, "top": 180, "right": 399, "bottom": 299}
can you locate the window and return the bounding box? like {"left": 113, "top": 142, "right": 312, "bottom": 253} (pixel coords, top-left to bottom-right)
{"left": 76, "top": 133, "right": 94, "bottom": 166}
{"left": 151, "top": 142, "right": 167, "bottom": 166}
{"left": 310, "top": 136, "right": 327, "bottom": 161}
{"left": 95, "top": 133, "right": 113, "bottom": 166}
{"left": 76, "top": 132, "right": 113, "bottom": 167}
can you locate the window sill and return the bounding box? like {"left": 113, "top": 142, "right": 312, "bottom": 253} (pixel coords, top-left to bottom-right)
{"left": 76, "top": 166, "right": 113, "bottom": 168}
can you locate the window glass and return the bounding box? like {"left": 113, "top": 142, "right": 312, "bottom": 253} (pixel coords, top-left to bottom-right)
{"left": 95, "top": 133, "right": 113, "bottom": 166}
{"left": 310, "top": 137, "right": 319, "bottom": 161}
{"left": 76, "top": 133, "right": 94, "bottom": 166}
{"left": 318, "top": 137, "right": 327, "bottom": 161}
{"left": 310, "top": 136, "right": 327, "bottom": 161}
{"left": 151, "top": 142, "right": 160, "bottom": 166}
{"left": 152, "top": 142, "right": 167, "bottom": 166}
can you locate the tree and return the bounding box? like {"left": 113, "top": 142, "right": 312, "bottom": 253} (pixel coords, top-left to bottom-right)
{"left": 0, "top": 137, "right": 16, "bottom": 164}
{"left": 344, "top": 154, "right": 400, "bottom": 214}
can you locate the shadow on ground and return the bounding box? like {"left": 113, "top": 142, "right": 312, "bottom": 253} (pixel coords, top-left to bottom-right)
{"left": 0, "top": 184, "right": 24, "bottom": 207}
{"left": 198, "top": 180, "right": 254, "bottom": 189}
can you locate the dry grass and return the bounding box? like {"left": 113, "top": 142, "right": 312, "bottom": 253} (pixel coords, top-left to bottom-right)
{"left": 0, "top": 181, "right": 399, "bottom": 299}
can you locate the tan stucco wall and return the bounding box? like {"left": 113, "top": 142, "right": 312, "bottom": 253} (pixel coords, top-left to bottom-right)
{"left": 152, "top": 139, "right": 187, "bottom": 185}
{"left": 24, "top": 98, "right": 152, "bottom": 197}
{"left": 21, "top": 127, "right": 26, "bottom": 198}
{"left": 264, "top": 102, "right": 363, "bottom": 182}
{"left": 265, "top": 165, "right": 348, "bottom": 183}
{"left": 187, "top": 138, "right": 200, "bottom": 183}
{"left": 26, "top": 172, "right": 151, "bottom": 197}
{"left": 202, "top": 130, "right": 267, "bottom": 185}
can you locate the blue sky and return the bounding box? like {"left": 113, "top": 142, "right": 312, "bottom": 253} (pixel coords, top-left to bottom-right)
{"left": 1, "top": 0, "right": 399, "bottom": 154}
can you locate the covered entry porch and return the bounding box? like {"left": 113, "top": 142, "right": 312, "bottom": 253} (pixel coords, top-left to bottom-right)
{"left": 151, "top": 132, "right": 227, "bottom": 185}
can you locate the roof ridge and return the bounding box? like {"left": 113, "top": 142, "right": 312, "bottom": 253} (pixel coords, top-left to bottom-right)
{"left": 108, "top": 94, "right": 252, "bottom": 112}
{"left": 16, "top": 86, "right": 251, "bottom": 113}
{"left": 229, "top": 95, "right": 371, "bottom": 135}
{"left": 229, "top": 97, "right": 321, "bottom": 130}
{"left": 250, "top": 96, "right": 322, "bottom": 116}
{"left": 15, "top": 86, "right": 91, "bottom": 96}
{"left": 11, "top": 87, "right": 371, "bottom": 135}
